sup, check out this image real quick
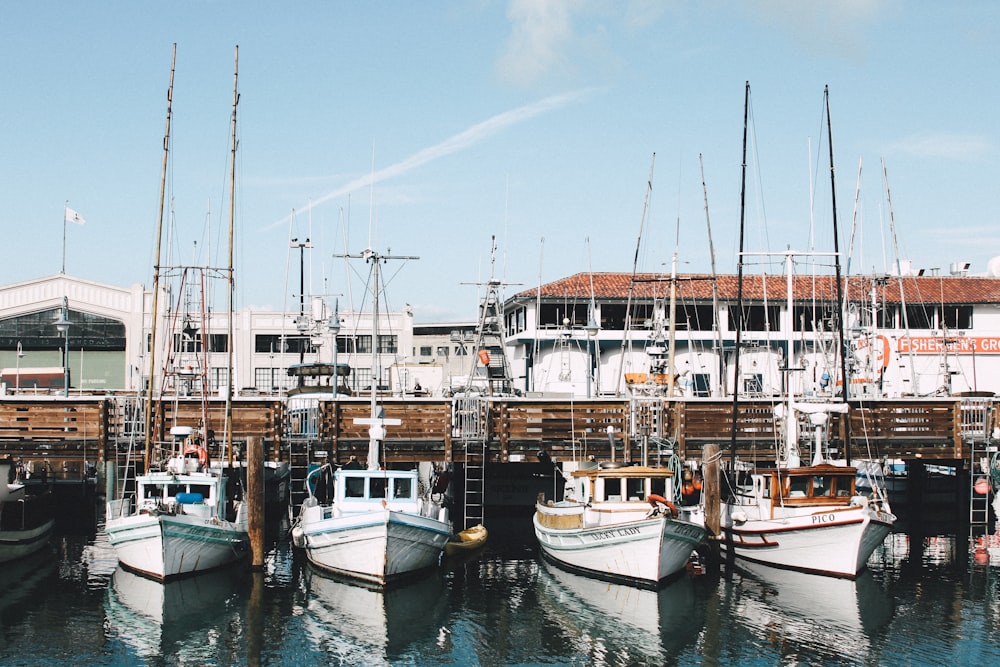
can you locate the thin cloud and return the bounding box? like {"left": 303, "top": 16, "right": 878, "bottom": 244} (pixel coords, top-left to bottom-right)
{"left": 890, "top": 133, "right": 991, "bottom": 161}
{"left": 266, "top": 90, "right": 592, "bottom": 230}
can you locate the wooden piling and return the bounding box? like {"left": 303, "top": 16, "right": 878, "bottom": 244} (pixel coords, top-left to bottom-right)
{"left": 703, "top": 443, "right": 721, "bottom": 563}
{"left": 247, "top": 434, "right": 265, "bottom": 570}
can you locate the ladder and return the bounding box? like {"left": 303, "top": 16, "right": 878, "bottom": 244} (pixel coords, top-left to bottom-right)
{"left": 454, "top": 394, "right": 489, "bottom": 530}
{"left": 964, "top": 397, "right": 995, "bottom": 531}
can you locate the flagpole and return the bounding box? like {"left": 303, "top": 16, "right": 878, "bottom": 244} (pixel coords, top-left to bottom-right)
{"left": 62, "top": 200, "right": 67, "bottom": 274}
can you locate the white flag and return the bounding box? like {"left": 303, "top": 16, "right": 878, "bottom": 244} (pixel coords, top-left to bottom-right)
{"left": 64, "top": 206, "right": 86, "bottom": 225}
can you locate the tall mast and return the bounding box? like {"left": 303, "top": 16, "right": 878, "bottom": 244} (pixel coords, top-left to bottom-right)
{"left": 144, "top": 44, "right": 176, "bottom": 468}
{"left": 226, "top": 46, "right": 239, "bottom": 465}
{"left": 825, "top": 85, "right": 852, "bottom": 463}
{"left": 699, "top": 154, "right": 724, "bottom": 396}
{"left": 729, "top": 82, "right": 750, "bottom": 466}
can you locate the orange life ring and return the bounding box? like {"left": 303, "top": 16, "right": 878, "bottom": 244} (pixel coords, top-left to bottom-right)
{"left": 183, "top": 444, "right": 210, "bottom": 469}
{"left": 647, "top": 494, "right": 678, "bottom": 518}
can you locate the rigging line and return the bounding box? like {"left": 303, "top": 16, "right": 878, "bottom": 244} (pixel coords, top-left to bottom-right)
{"left": 882, "top": 157, "right": 918, "bottom": 391}
{"left": 614, "top": 153, "right": 655, "bottom": 396}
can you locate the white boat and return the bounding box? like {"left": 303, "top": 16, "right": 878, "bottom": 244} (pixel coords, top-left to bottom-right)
{"left": 291, "top": 248, "right": 451, "bottom": 585}
{"left": 720, "top": 85, "right": 895, "bottom": 578}
{"left": 534, "top": 461, "right": 706, "bottom": 586}
{"left": 0, "top": 457, "right": 55, "bottom": 564}
{"left": 721, "top": 403, "right": 895, "bottom": 577}
{"left": 105, "top": 427, "right": 250, "bottom": 580}
{"left": 105, "top": 48, "right": 251, "bottom": 582}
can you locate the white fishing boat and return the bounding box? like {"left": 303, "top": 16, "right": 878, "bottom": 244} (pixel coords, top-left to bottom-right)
{"left": 291, "top": 248, "right": 451, "bottom": 585}
{"left": 533, "top": 461, "right": 706, "bottom": 586}
{"left": 104, "top": 46, "right": 250, "bottom": 581}
{"left": 105, "top": 427, "right": 250, "bottom": 580}
{"left": 719, "top": 84, "right": 896, "bottom": 579}
{"left": 0, "top": 456, "right": 55, "bottom": 564}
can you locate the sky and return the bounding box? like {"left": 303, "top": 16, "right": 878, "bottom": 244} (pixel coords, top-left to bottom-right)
{"left": 2, "top": 1, "right": 999, "bottom": 322}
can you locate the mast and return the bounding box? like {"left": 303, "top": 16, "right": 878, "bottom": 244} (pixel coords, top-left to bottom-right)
{"left": 225, "top": 45, "right": 238, "bottom": 466}
{"left": 699, "top": 154, "right": 725, "bottom": 396}
{"left": 825, "top": 86, "right": 851, "bottom": 465}
{"left": 144, "top": 44, "right": 176, "bottom": 468}
{"left": 614, "top": 153, "right": 655, "bottom": 396}
{"left": 729, "top": 82, "right": 750, "bottom": 466}
{"left": 338, "top": 248, "right": 416, "bottom": 470}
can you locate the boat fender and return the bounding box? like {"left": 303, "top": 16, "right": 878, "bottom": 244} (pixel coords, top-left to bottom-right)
{"left": 647, "top": 494, "right": 678, "bottom": 518}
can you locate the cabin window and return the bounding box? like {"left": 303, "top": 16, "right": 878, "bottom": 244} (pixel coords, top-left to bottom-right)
{"left": 191, "top": 484, "right": 211, "bottom": 498}
{"left": 812, "top": 475, "right": 835, "bottom": 498}
{"left": 345, "top": 476, "right": 365, "bottom": 498}
{"left": 626, "top": 478, "right": 645, "bottom": 501}
{"left": 787, "top": 476, "right": 808, "bottom": 498}
{"left": 650, "top": 478, "right": 667, "bottom": 497}
{"left": 143, "top": 486, "right": 160, "bottom": 499}
{"left": 370, "top": 477, "right": 388, "bottom": 499}
{"left": 393, "top": 478, "right": 413, "bottom": 499}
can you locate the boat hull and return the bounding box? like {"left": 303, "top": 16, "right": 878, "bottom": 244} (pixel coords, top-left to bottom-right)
{"left": 104, "top": 511, "right": 249, "bottom": 580}
{"left": 533, "top": 504, "right": 704, "bottom": 585}
{"left": 722, "top": 503, "right": 894, "bottom": 577}
{"left": 297, "top": 509, "right": 450, "bottom": 585}
{"left": 0, "top": 518, "right": 55, "bottom": 564}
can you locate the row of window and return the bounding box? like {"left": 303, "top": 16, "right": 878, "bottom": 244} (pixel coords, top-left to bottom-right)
{"left": 253, "top": 334, "right": 397, "bottom": 355}
{"left": 506, "top": 303, "right": 974, "bottom": 336}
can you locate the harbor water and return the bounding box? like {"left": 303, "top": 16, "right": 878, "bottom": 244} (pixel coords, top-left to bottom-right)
{"left": 3, "top": 513, "right": 1000, "bottom": 667}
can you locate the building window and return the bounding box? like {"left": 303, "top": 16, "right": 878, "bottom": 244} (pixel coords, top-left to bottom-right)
{"left": 454, "top": 344, "right": 468, "bottom": 356}
{"left": 377, "top": 335, "right": 397, "bottom": 354}
{"left": 792, "top": 305, "right": 839, "bottom": 332}
{"left": 904, "top": 304, "right": 934, "bottom": 330}
{"left": 210, "top": 367, "right": 229, "bottom": 392}
{"left": 938, "top": 305, "right": 972, "bottom": 330}
{"left": 728, "top": 305, "right": 780, "bottom": 332}
{"left": 435, "top": 346, "right": 449, "bottom": 358}
{"left": 355, "top": 336, "right": 372, "bottom": 354}
{"left": 419, "top": 346, "right": 433, "bottom": 357}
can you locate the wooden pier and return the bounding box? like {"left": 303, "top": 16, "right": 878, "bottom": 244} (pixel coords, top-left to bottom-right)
{"left": 0, "top": 394, "right": 992, "bottom": 484}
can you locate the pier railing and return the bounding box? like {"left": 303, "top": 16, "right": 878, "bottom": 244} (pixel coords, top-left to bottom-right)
{"left": 0, "top": 395, "right": 994, "bottom": 476}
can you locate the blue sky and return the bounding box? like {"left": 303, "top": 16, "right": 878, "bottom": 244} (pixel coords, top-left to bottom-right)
{"left": 2, "top": 1, "right": 998, "bottom": 322}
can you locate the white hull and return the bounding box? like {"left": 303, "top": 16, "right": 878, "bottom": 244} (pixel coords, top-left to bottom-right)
{"left": 722, "top": 502, "right": 894, "bottom": 577}
{"left": 533, "top": 502, "right": 704, "bottom": 584}
{"left": 104, "top": 511, "right": 249, "bottom": 580}
{"left": 297, "top": 508, "right": 450, "bottom": 585}
{"left": 0, "top": 518, "right": 55, "bottom": 564}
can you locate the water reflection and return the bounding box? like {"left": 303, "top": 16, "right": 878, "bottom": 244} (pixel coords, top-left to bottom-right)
{"left": 728, "top": 562, "right": 894, "bottom": 663}
{"left": 535, "top": 558, "right": 705, "bottom": 664}
{"left": 300, "top": 566, "right": 449, "bottom": 662}
{"left": 105, "top": 566, "right": 246, "bottom": 663}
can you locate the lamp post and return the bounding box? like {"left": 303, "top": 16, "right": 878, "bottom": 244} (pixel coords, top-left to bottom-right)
{"left": 53, "top": 296, "right": 71, "bottom": 397}
{"left": 328, "top": 299, "right": 341, "bottom": 398}
{"left": 290, "top": 237, "right": 312, "bottom": 370}
{"left": 15, "top": 341, "right": 23, "bottom": 392}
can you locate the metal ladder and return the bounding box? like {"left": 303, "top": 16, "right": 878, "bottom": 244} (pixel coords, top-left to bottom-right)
{"left": 454, "top": 395, "right": 489, "bottom": 530}
{"left": 964, "top": 397, "right": 995, "bottom": 531}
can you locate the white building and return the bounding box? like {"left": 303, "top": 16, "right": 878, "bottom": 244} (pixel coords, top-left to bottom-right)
{"left": 501, "top": 265, "right": 1000, "bottom": 399}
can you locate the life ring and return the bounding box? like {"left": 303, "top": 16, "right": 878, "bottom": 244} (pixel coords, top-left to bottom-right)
{"left": 183, "top": 444, "right": 210, "bottom": 470}
{"left": 647, "top": 494, "right": 678, "bottom": 518}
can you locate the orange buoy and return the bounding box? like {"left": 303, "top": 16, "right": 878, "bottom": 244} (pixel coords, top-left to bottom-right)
{"left": 478, "top": 349, "right": 491, "bottom": 365}
{"left": 974, "top": 477, "right": 991, "bottom": 495}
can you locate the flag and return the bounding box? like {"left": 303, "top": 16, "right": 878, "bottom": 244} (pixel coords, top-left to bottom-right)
{"left": 64, "top": 206, "right": 86, "bottom": 225}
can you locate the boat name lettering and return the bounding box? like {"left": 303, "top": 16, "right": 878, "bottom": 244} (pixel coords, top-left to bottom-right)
{"left": 593, "top": 526, "right": 640, "bottom": 540}
{"left": 811, "top": 513, "right": 837, "bottom": 524}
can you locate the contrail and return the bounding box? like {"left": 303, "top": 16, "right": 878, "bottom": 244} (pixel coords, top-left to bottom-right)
{"left": 265, "top": 89, "right": 593, "bottom": 230}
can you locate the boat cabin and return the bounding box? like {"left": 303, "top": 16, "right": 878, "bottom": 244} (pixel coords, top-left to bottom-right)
{"left": 569, "top": 464, "right": 676, "bottom": 504}
{"left": 754, "top": 463, "right": 859, "bottom": 506}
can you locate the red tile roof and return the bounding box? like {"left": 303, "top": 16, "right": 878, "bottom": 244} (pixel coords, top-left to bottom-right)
{"left": 511, "top": 272, "right": 1000, "bottom": 305}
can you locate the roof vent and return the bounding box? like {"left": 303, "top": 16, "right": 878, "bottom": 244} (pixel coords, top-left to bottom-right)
{"left": 950, "top": 261, "right": 971, "bottom": 277}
